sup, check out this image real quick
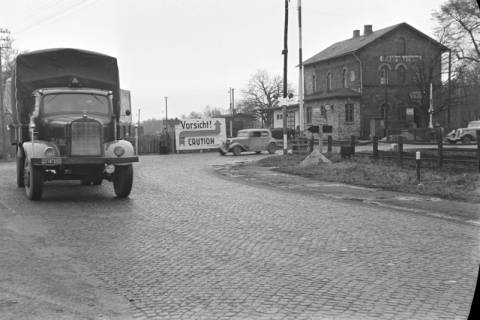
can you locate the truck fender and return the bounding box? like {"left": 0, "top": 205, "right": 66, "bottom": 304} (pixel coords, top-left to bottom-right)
{"left": 104, "top": 140, "right": 136, "bottom": 165}
{"left": 22, "top": 141, "right": 60, "bottom": 159}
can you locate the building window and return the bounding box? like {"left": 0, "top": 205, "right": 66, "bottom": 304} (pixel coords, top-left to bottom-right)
{"left": 306, "top": 106, "right": 312, "bottom": 124}
{"left": 327, "top": 72, "right": 332, "bottom": 91}
{"left": 380, "top": 65, "right": 389, "bottom": 85}
{"left": 396, "top": 65, "right": 406, "bottom": 84}
{"left": 287, "top": 111, "right": 295, "bottom": 129}
{"left": 397, "top": 37, "right": 406, "bottom": 55}
{"left": 345, "top": 104, "right": 354, "bottom": 122}
{"left": 277, "top": 113, "right": 283, "bottom": 120}
{"left": 312, "top": 74, "right": 317, "bottom": 92}
{"left": 342, "top": 68, "right": 348, "bottom": 88}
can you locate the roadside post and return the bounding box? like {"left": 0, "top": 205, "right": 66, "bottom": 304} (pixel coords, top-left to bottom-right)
{"left": 437, "top": 129, "right": 443, "bottom": 169}
{"left": 373, "top": 136, "right": 378, "bottom": 160}
{"left": 135, "top": 124, "right": 139, "bottom": 155}
{"left": 477, "top": 130, "right": 480, "bottom": 173}
{"left": 398, "top": 135, "right": 403, "bottom": 166}
{"left": 327, "top": 135, "right": 332, "bottom": 153}
{"left": 350, "top": 135, "right": 355, "bottom": 156}
{"left": 416, "top": 151, "right": 421, "bottom": 183}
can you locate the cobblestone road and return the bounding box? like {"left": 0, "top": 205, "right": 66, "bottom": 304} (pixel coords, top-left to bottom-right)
{"left": 0, "top": 153, "right": 479, "bottom": 319}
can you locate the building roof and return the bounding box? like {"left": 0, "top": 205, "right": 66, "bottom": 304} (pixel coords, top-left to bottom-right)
{"left": 303, "top": 23, "right": 449, "bottom": 66}
{"left": 304, "top": 88, "right": 361, "bottom": 101}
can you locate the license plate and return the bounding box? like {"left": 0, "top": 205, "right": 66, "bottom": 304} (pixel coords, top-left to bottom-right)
{"left": 41, "top": 158, "right": 62, "bottom": 165}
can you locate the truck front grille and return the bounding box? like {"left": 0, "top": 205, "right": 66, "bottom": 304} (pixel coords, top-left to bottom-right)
{"left": 70, "top": 120, "right": 102, "bottom": 156}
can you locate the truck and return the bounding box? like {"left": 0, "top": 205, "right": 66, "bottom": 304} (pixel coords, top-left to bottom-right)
{"left": 8, "top": 48, "right": 138, "bottom": 200}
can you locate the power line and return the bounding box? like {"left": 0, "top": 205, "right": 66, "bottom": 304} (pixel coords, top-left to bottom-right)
{"left": 14, "top": 0, "right": 100, "bottom": 36}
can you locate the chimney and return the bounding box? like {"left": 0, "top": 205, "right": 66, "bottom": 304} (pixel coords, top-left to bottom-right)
{"left": 364, "top": 25, "right": 373, "bottom": 36}
{"left": 352, "top": 30, "right": 360, "bottom": 38}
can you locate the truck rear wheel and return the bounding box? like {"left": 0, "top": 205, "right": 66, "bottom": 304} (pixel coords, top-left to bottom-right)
{"left": 16, "top": 148, "right": 25, "bottom": 188}
{"left": 113, "top": 165, "right": 133, "bottom": 198}
{"left": 24, "top": 158, "right": 43, "bottom": 200}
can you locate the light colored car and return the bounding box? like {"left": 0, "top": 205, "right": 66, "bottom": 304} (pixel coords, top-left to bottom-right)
{"left": 219, "top": 129, "right": 278, "bottom": 156}
{"left": 446, "top": 120, "right": 480, "bottom": 144}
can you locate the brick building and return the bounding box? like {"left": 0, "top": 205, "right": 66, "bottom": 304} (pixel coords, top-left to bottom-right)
{"left": 303, "top": 23, "right": 449, "bottom": 139}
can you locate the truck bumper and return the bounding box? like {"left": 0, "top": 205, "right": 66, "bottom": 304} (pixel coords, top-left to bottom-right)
{"left": 31, "top": 156, "right": 139, "bottom": 166}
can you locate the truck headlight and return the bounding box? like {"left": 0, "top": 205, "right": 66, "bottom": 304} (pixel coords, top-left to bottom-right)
{"left": 44, "top": 147, "right": 55, "bottom": 157}
{"left": 105, "top": 164, "right": 115, "bottom": 174}
{"left": 113, "top": 146, "right": 125, "bottom": 157}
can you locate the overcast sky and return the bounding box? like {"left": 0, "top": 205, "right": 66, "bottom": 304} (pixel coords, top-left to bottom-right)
{"left": 2, "top": 0, "right": 447, "bottom": 121}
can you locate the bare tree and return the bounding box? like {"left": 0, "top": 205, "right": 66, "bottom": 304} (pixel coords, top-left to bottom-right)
{"left": 180, "top": 111, "right": 202, "bottom": 120}
{"left": 239, "top": 69, "right": 294, "bottom": 127}
{"left": 433, "top": 0, "right": 480, "bottom": 65}
{"left": 203, "top": 105, "right": 225, "bottom": 118}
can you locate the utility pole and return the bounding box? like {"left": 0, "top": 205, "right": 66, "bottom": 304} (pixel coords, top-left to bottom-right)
{"left": 428, "top": 82, "right": 433, "bottom": 129}
{"left": 383, "top": 70, "right": 388, "bottom": 138}
{"left": 0, "top": 28, "right": 11, "bottom": 161}
{"left": 297, "top": 0, "right": 304, "bottom": 133}
{"left": 447, "top": 50, "right": 451, "bottom": 130}
{"left": 135, "top": 108, "right": 140, "bottom": 155}
{"left": 229, "top": 88, "right": 234, "bottom": 137}
{"left": 282, "top": 0, "right": 289, "bottom": 155}
{"left": 164, "top": 96, "right": 168, "bottom": 130}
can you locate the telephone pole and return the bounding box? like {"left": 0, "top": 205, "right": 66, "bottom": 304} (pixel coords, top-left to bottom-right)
{"left": 164, "top": 96, "right": 168, "bottom": 130}
{"left": 229, "top": 88, "right": 235, "bottom": 137}
{"left": 297, "top": 0, "right": 304, "bottom": 133}
{"left": 282, "top": 0, "right": 289, "bottom": 155}
{"left": 0, "top": 28, "right": 11, "bottom": 161}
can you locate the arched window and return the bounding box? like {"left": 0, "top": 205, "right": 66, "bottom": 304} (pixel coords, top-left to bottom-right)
{"left": 342, "top": 68, "right": 348, "bottom": 88}
{"left": 379, "top": 65, "right": 389, "bottom": 85}
{"left": 396, "top": 65, "right": 406, "bottom": 84}
{"left": 327, "top": 72, "right": 332, "bottom": 91}
{"left": 312, "top": 74, "right": 317, "bottom": 92}
{"left": 397, "top": 37, "right": 406, "bottom": 55}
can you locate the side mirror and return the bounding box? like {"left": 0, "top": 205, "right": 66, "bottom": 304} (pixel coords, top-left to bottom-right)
{"left": 125, "top": 110, "right": 131, "bottom": 116}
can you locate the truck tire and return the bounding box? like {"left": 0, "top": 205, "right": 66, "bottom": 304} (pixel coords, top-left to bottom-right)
{"left": 24, "top": 158, "right": 43, "bottom": 200}
{"left": 113, "top": 165, "right": 133, "bottom": 198}
{"left": 16, "top": 148, "right": 25, "bottom": 188}
{"left": 267, "top": 143, "right": 277, "bottom": 154}
{"left": 232, "top": 146, "right": 242, "bottom": 156}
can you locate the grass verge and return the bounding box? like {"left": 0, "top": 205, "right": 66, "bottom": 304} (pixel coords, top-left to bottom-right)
{"left": 255, "top": 153, "right": 480, "bottom": 203}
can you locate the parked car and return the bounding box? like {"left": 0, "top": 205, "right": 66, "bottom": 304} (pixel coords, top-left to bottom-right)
{"left": 219, "top": 129, "right": 278, "bottom": 156}
{"left": 446, "top": 120, "right": 480, "bottom": 144}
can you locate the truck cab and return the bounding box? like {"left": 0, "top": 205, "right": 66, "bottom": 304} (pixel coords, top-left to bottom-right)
{"left": 12, "top": 48, "right": 138, "bottom": 200}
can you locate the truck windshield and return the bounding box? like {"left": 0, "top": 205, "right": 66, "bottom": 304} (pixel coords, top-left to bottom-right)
{"left": 42, "top": 93, "right": 109, "bottom": 115}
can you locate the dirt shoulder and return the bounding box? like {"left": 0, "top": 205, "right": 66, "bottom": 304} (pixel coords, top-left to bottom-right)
{"left": 0, "top": 204, "right": 133, "bottom": 320}
{"left": 214, "top": 158, "right": 480, "bottom": 227}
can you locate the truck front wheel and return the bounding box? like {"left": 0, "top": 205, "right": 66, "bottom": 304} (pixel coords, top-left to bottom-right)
{"left": 113, "top": 165, "right": 133, "bottom": 198}
{"left": 24, "top": 159, "right": 43, "bottom": 200}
